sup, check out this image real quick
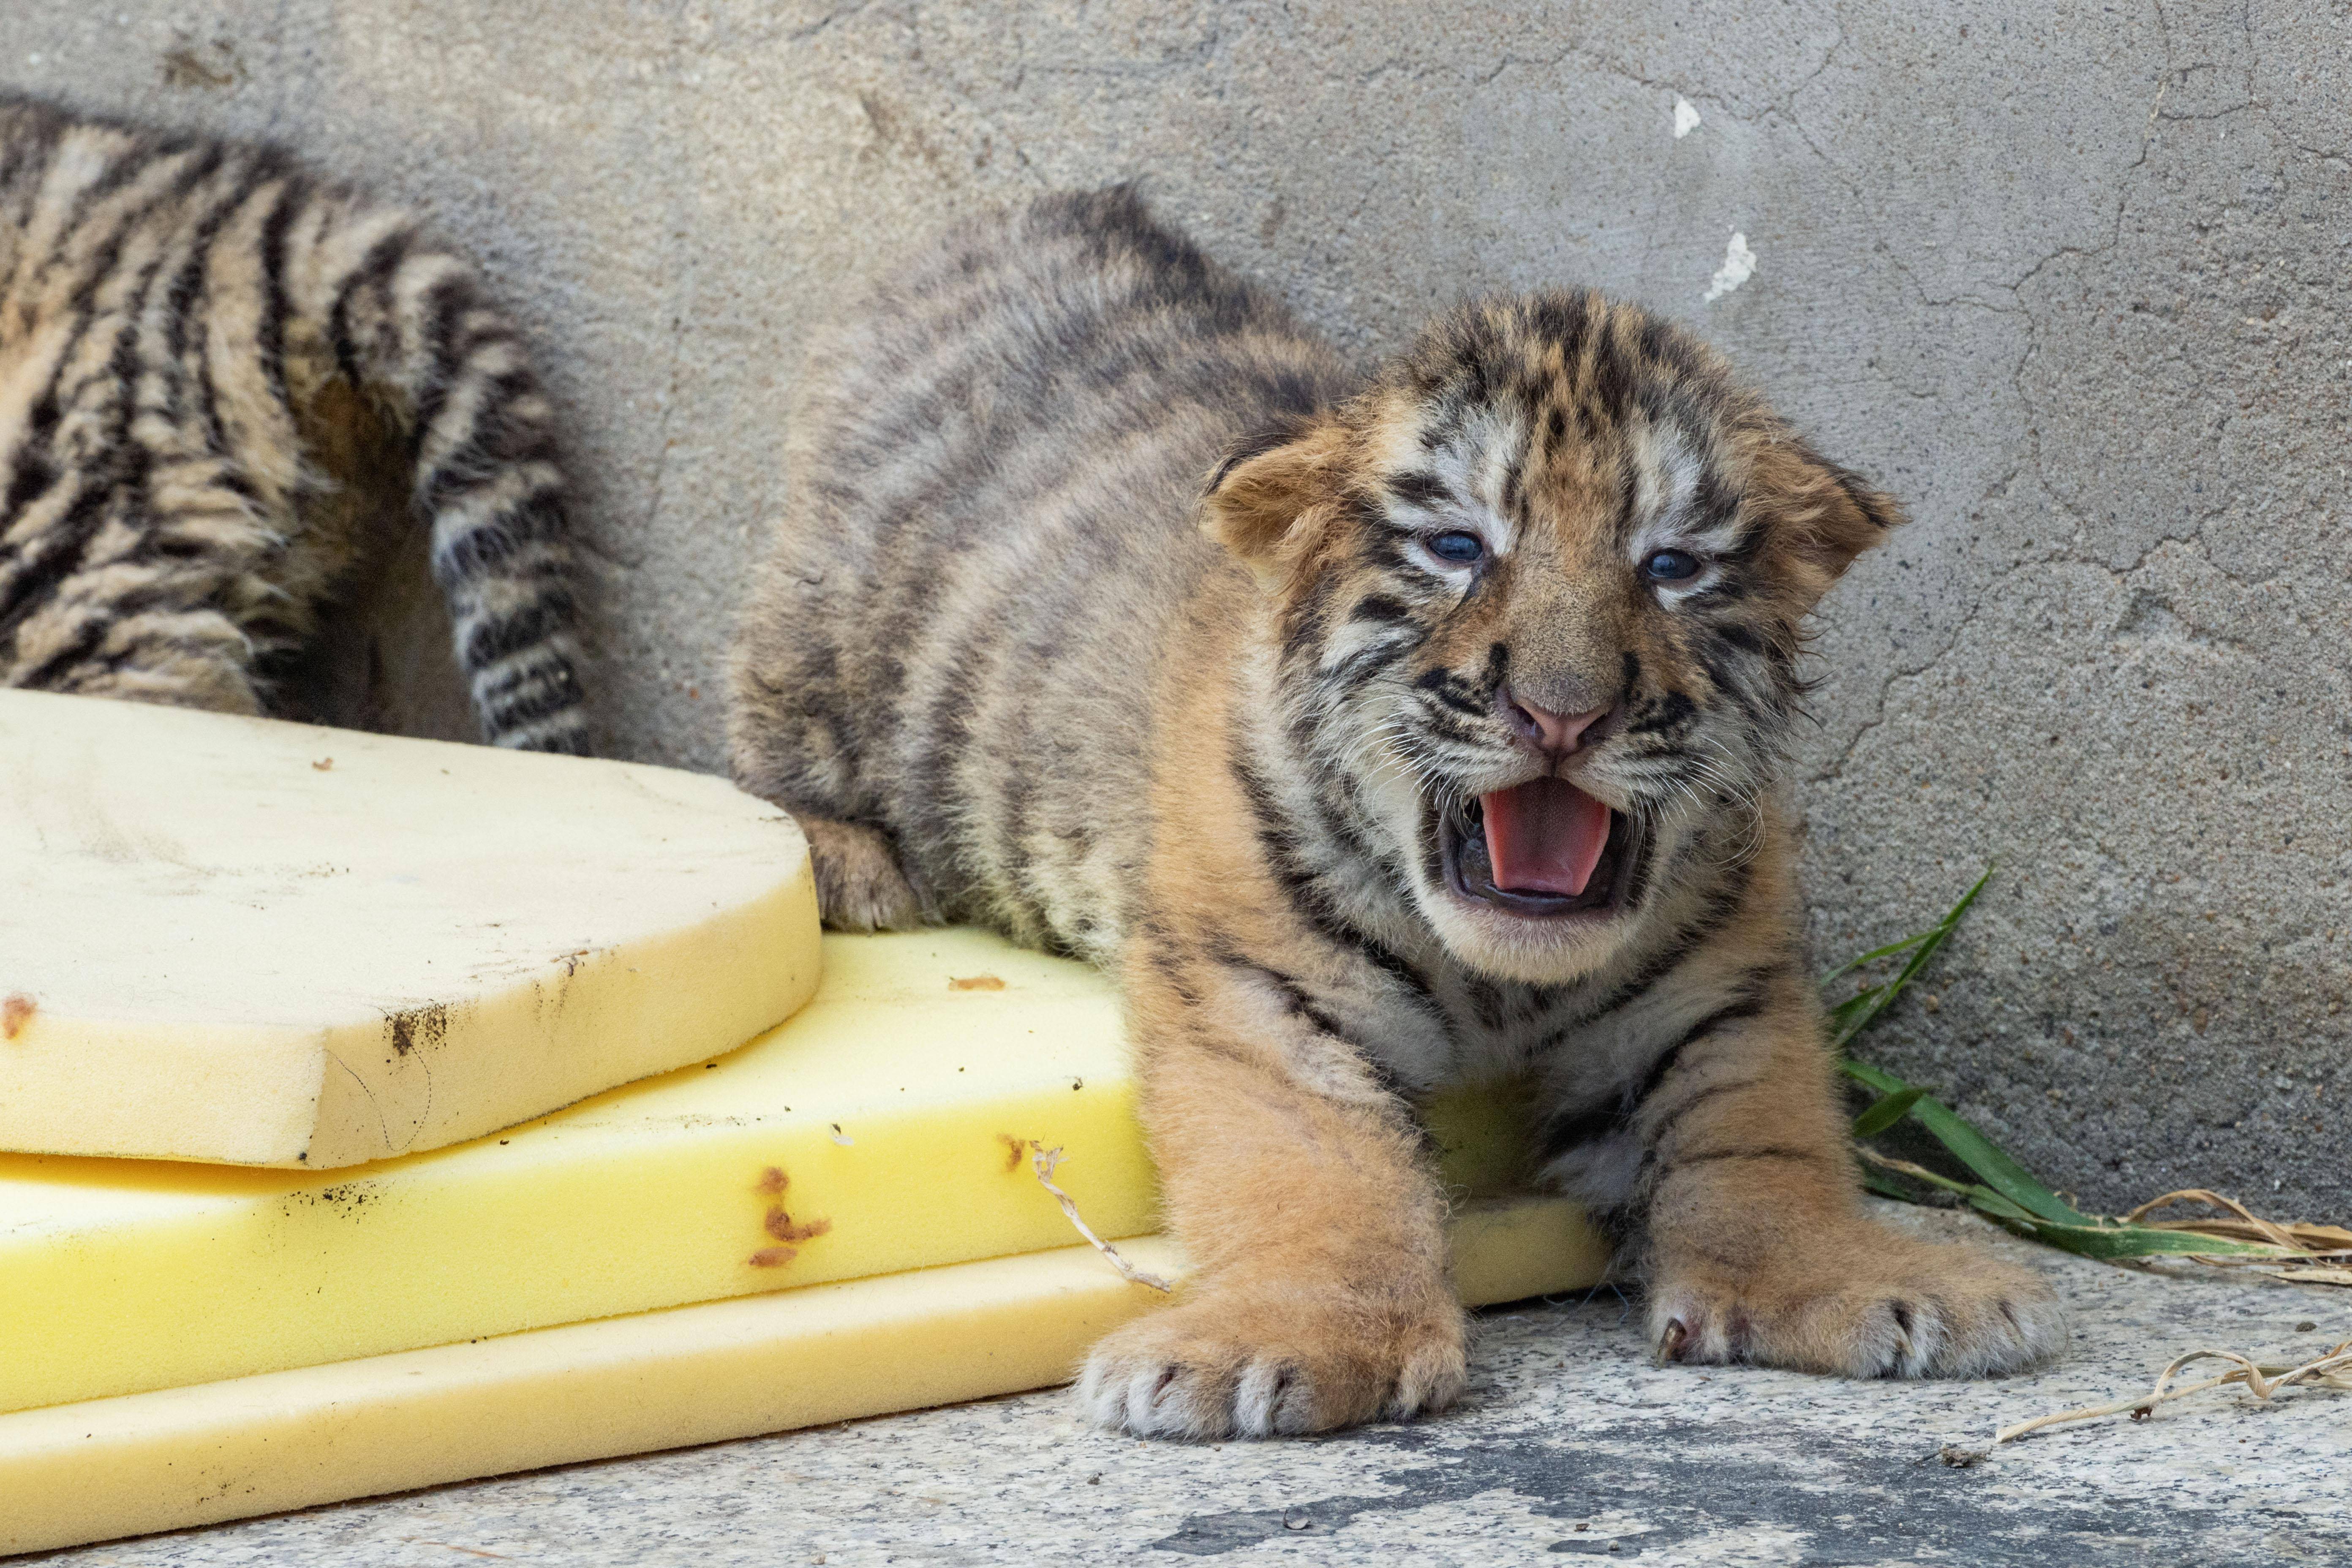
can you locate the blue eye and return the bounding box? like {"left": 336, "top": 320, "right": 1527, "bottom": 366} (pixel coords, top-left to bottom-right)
{"left": 1427, "top": 531, "right": 1485, "bottom": 564}
{"left": 1642, "top": 548, "right": 1701, "bottom": 582}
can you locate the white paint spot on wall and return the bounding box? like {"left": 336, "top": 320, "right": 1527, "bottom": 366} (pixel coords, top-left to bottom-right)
{"left": 1702, "top": 231, "right": 1756, "bottom": 304}
{"left": 1672, "top": 95, "right": 1701, "bottom": 139}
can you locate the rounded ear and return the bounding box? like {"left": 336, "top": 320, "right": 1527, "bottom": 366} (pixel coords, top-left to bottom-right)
{"left": 1750, "top": 437, "right": 1908, "bottom": 603}
{"left": 1200, "top": 415, "right": 1349, "bottom": 580}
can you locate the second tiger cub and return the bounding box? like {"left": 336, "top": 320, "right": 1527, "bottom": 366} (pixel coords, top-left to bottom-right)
{"left": 0, "top": 95, "right": 587, "bottom": 751}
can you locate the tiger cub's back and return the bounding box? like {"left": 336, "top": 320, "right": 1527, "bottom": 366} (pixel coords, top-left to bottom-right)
{"left": 731, "top": 188, "right": 1350, "bottom": 956}
{"left": 0, "top": 93, "right": 588, "bottom": 752}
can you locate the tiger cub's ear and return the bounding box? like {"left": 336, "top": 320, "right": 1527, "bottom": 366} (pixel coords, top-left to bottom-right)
{"left": 1748, "top": 436, "right": 1909, "bottom": 607}
{"left": 1201, "top": 415, "right": 1350, "bottom": 585}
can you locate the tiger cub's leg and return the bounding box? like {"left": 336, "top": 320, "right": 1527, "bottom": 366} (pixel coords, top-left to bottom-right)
{"left": 792, "top": 815, "right": 931, "bottom": 932}
{"left": 1077, "top": 933, "right": 1465, "bottom": 1438}
{"left": 11, "top": 599, "right": 261, "bottom": 715}
{"left": 1624, "top": 967, "right": 2066, "bottom": 1376}
{"left": 2, "top": 470, "right": 272, "bottom": 715}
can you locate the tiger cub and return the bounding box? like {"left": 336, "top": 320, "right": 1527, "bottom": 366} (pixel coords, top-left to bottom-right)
{"left": 731, "top": 188, "right": 2063, "bottom": 1438}
{"left": 0, "top": 94, "right": 586, "bottom": 751}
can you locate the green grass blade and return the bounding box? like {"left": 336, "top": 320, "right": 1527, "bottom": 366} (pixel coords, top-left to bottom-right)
{"left": 1914, "top": 1099, "right": 2090, "bottom": 1226}
{"left": 1827, "top": 990, "right": 1883, "bottom": 1037}
{"left": 1859, "top": 1167, "right": 1920, "bottom": 1201}
{"left": 1828, "top": 870, "right": 2299, "bottom": 1266}
{"left": 1989, "top": 1216, "right": 2284, "bottom": 1260}
{"left": 1840, "top": 1058, "right": 2090, "bottom": 1225}
{"left": 1965, "top": 1187, "right": 2047, "bottom": 1226}
{"left": 1818, "top": 929, "right": 1935, "bottom": 987}
{"left": 1851, "top": 1086, "right": 1927, "bottom": 1138}
{"left": 1823, "top": 866, "right": 1993, "bottom": 1050}
{"left": 1837, "top": 1057, "right": 1909, "bottom": 1095}
{"left": 1937, "top": 864, "right": 1995, "bottom": 928}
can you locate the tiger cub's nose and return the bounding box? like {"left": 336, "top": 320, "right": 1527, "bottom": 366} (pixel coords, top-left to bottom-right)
{"left": 1503, "top": 692, "right": 1614, "bottom": 757}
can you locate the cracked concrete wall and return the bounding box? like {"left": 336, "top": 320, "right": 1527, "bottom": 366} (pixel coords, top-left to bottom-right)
{"left": 9, "top": 2, "right": 2345, "bottom": 1213}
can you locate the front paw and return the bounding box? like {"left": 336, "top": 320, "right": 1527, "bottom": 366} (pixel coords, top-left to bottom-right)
{"left": 797, "top": 816, "right": 928, "bottom": 932}
{"left": 1077, "top": 1284, "right": 1467, "bottom": 1439}
{"left": 1649, "top": 1227, "right": 2066, "bottom": 1378}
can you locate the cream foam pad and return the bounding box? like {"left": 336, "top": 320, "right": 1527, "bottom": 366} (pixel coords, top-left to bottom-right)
{"left": 0, "top": 1197, "right": 1609, "bottom": 1555}
{"left": 0, "top": 689, "right": 820, "bottom": 1169}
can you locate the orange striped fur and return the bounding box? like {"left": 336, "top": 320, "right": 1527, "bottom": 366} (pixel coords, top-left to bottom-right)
{"left": 732, "top": 189, "right": 2063, "bottom": 1438}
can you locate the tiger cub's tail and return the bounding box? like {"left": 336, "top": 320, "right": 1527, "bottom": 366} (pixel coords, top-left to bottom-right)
{"left": 286, "top": 199, "right": 590, "bottom": 754}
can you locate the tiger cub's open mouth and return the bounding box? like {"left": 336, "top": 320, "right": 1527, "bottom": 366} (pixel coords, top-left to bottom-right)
{"left": 1440, "top": 777, "right": 1644, "bottom": 920}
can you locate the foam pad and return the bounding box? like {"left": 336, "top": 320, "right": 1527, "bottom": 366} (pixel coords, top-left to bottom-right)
{"left": 0, "top": 926, "right": 1602, "bottom": 1421}
{"left": 0, "top": 1198, "right": 1608, "bottom": 1555}
{"left": 0, "top": 690, "right": 820, "bottom": 1168}
{"left": 0, "top": 930, "right": 1158, "bottom": 1414}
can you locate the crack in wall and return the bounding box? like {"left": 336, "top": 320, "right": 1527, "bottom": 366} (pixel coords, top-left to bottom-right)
{"left": 1808, "top": 517, "right": 2288, "bottom": 786}
{"left": 789, "top": 0, "right": 879, "bottom": 44}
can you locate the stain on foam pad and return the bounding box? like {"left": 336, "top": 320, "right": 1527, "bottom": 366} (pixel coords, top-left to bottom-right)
{"left": 0, "top": 689, "right": 819, "bottom": 1168}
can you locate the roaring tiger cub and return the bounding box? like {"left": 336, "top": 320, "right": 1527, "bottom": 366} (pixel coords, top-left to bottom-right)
{"left": 731, "top": 188, "right": 2063, "bottom": 1438}
{"left": 0, "top": 94, "right": 587, "bottom": 751}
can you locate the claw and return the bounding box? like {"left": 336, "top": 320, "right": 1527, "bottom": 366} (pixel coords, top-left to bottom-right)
{"left": 1658, "top": 1315, "right": 1691, "bottom": 1362}
{"left": 1889, "top": 1299, "right": 1916, "bottom": 1363}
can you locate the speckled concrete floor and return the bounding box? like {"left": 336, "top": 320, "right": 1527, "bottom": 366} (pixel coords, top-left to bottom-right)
{"left": 35, "top": 1206, "right": 2352, "bottom": 1567}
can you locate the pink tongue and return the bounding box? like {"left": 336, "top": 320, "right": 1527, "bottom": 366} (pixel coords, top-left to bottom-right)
{"left": 1480, "top": 779, "right": 1613, "bottom": 898}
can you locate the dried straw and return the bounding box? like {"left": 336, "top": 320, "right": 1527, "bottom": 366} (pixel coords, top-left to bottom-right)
{"left": 1021, "top": 1140, "right": 1173, "bottom": 1293}
{"left": 1994, "top": 1340, "right": 2352, "bottom": 1447}
{"left": 2125, "top": 1188, "right": 2352, "bottom": 1256}
{"left": 1860, "top": 1157, "right": 2352, "bottom": 1288}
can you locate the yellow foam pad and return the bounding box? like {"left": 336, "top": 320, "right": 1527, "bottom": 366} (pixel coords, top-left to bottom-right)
{"left": 0, "top": 1197, "right": 1608, "bottom": 1555}
{"left": 0, "top": 931, "right": 1156, "bottom": 1415}
{"left": 0, "top": 690, "right": 819, "bottom": 1168}
{"left": 0, "top": 929, "right": 1601, "bottom": 1419}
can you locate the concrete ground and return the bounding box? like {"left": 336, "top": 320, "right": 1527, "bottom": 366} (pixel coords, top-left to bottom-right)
{"left": 37, "top": 1206, "right": 2351, "bottom": 1567}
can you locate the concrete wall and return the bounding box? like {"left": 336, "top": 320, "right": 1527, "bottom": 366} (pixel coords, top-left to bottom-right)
{"left": 11, "top": 2, "right": 2346, "bottom": 1214}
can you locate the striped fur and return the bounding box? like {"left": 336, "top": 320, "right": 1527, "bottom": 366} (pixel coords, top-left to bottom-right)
{"left": 0, "top": 95, "right": 587, "bottom": 751}
{"left": 732, "top": 189, "right": 2063, "bottom": 1440}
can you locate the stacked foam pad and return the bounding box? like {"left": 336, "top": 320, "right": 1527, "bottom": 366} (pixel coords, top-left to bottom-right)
{"left": 0, "top": 692, "right": 1609, "bottom": 1553}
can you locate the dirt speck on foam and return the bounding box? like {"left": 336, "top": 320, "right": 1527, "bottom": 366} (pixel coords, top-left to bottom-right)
{"left": 748, "top": 1165, "right": 830, "bottom": 1267}
{"left": 765, "top": 1206, "right": 832, "bottom": 1244}
{"left": 385, "top": 1002, "right": 451, "bottom": 1057}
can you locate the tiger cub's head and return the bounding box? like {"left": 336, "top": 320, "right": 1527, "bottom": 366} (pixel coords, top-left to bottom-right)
{"left": 1204, "top": 291, "right": 1902, "bottom": 984}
